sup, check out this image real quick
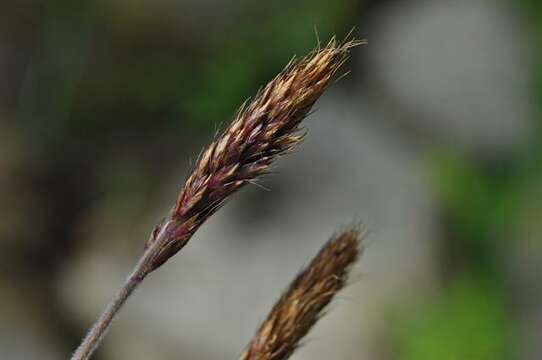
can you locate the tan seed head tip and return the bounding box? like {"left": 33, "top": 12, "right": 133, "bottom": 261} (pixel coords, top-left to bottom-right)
{"left": 241, "top": 225, "right": 369, "bottom": 360}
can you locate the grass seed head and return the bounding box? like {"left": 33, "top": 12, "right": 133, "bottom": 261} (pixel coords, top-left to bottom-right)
{"left": 145, "top": 38, "right": 363, "bottom": 272}
{"left": 241, "top": 227, "right": 365, "bottom": 360}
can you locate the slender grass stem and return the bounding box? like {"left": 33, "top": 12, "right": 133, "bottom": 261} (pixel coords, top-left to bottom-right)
{"left": 71, "top": 223, "right": 171, "bottom": 360}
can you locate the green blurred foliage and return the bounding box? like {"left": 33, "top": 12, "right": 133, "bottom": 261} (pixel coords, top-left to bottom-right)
{"left": 431, "top": 152, "right": 520, "bottom": 244}
{"left": 15, "top": 0, "right": 358, "bottom": 144}
{"left": 517, "top": 0, "right": 542, "bottom": 122}
{"left": 426, "top": 0, "right": 542, "bottom": 261}
{"left": 17, "top": 2, "right": 93, "bottom": 143}
{"left": 393, "top": 1, "right": 542, "bottom": 357}
{"left": 393, "top": 277, "right": 514, "bottom": 360}
{"left": 187, "top": 0, "right": 357, "bottom": 131}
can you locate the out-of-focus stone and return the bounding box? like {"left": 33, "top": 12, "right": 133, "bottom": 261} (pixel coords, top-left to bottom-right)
{"left": 365, "top": 0, "right": 532, "bottom": 155}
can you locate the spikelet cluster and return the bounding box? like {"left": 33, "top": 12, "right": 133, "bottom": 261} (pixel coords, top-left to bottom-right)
{"left": 241, "top": 228, "right": 364, "bottom": 360}
{"left": 145, "top": 39, "right": 361, "bottom": 271}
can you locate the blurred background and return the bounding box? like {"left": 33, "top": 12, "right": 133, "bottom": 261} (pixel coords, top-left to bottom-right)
{"left": 0, "top": 0, "right": 540, "bottom": 359}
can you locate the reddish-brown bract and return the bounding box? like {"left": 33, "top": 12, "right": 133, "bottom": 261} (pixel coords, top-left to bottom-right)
{"left": 145, "top": 39, "right": 362, "bottom": 271}
{"left": 241, "top": 228, "right": 363, "bottom": 360}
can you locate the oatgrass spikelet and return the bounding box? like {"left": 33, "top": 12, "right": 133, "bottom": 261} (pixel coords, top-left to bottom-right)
{"left": 145, "top": 38, "right": 362, "bottom": 271}
{"left": 241, "top": 227, "right": 365, "bottom": 360}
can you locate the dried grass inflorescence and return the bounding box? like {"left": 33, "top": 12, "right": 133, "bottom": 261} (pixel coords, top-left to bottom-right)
{"left": 72, "top": 37, "right": 365, "bottom": 360}
{"left": 145, "top": 39, "right": 362, "bottom": 271}
{"left": 241, "top": 228, "right": 365, "bottom": 360}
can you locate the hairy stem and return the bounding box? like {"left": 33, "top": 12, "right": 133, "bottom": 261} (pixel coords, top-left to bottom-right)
{"left": 71, "top": 222, "right": 172, "bottom": 360}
